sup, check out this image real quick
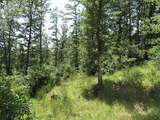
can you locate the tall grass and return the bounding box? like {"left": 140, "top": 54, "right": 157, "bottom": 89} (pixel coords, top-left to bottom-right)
{"left": 123, "top": 67, "right": 142, "bottom": 85}
{"left": 30, "top": 62, "right": 160, "bottom": 120}
{"left": 52, "top": 87, "right": 73, "bottom": 119}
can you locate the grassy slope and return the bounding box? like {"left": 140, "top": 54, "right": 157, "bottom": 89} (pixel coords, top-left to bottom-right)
{"left": 31, "top": 62, "right": 160, "bottom": 120}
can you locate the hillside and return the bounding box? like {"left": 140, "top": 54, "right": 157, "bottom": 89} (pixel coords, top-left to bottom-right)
{"left": 31, "top": 62, "right": 160, "bottom": 120}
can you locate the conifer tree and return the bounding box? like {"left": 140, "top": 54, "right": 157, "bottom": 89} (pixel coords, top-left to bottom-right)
{"left": 81, "top": 0, "right": 108, "bottom": 86}
{"left": 65, "top": 0, "right": 81, "bottom": 70}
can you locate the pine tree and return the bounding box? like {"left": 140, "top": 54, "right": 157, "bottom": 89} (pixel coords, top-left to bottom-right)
{"left": 65, "top": 0, "right": 81, "bottom": 70}
{"left": 0, "top": 0, "right": 22, "bottom": 75}
{"left": 142, "top": 0, "right": 160, "bottom": 60}
{"left": 81, "top": 0, "right": 109, "bottom": 86}
{"left": 50, "top": 7, "right": 60, "bottom": 67}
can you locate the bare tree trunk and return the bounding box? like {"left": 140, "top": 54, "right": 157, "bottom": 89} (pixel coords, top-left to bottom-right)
{"left": 39, "top": 0, "right": 43, "bottom": 66}
{"left": 2, "top": 29, "right": 8, "bottom": 75}
{"left": 7, "top": 28, "right": 11, "bottom": 75}
{"left": 39, "top": 18, "right": 43, "bottom": 66}
{"left": 117, "top": 9, "right": 122, "bottom": 64}
{"left": 25, "top": 0, "right": 33, "bottom": 75}
{"left": 55, "top": 17, "right": 58, "bottom": 67}
{"left": 74, "top": 3, "right": 79, "bottom": 71}
{"left": 129, "top": 0, "right": 132, "bottom": 43}
{"left": 75, "top": 25, "right": 79, "bottom": 71}
{"left": 137, "top": 0, "right": 140, "bottom": 38}
{"left": 97, "top": 0, "right": 103, "bottom": 86}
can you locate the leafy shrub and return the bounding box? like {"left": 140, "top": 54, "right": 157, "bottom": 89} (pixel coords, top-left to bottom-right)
{"left": 148, "top": 44, "right": 160, "bottom": 72}
{"left": 26, "top": 63, "right": 75, "bottom": 97}
{"left": 56, "top": 64, "right": 75, "bottom": 78}
{"left": 0, "top": 75, "right": 30, "bottom": 120}
{"left": 27, "top": 65, "right": 51, "bottom": 97}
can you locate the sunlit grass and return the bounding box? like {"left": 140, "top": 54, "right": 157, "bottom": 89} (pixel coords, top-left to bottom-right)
{"left": 30, "top": 61, "right": 160, "bottom": 120}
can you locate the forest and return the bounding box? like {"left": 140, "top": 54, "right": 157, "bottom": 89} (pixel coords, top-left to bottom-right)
{"left": 0, "top": 0, "right": 160, "bottom": 119}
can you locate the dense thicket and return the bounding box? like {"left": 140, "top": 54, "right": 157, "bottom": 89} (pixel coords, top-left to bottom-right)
{"left": 0, "top": 75, "right": 30, "bottom": 119}
{"left": 0, "top": 0, "right": 160, "bottom": 93}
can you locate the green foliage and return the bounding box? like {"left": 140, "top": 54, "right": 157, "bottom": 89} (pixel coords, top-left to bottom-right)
{"left": 123, "top": 67, "right": 143, "bottom": 85}
{"left": 1, "top": 0, "right": 160, "bottom": 85}
{"left": 36, "top": 86, "right": 46, "bottom": 100}
{"left": 52, "top": 87, "right": 73, "bottom": 119}
{"left": 24, "top": 63, "right": 75, "bottom": 97}
{"left": 0, "top": 75, "right": 30, "bottom": 120}
{"left": 55, "top": 64, "right": 75, "bottom": 78}
{"left": 1, "top": 0, "right": 160, "bottom": 119}
{"left": 31, "top": 63, "right": 160, "bottom": 119}
{"left": 148, "top": 45, "right": 160, "bottom": 61}
{"left": 26, "top": 65, "right": 51, "bottom": 97}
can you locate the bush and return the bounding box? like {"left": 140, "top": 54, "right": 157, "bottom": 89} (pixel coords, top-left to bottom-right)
{"left": 27, "top": 65, "right": 51, "bottom": 97}
{"left": 148, "top": 45, "right": 160, "bottom": 66}
{"left": 0, "top": 75, "right": 30, "bottom": 120}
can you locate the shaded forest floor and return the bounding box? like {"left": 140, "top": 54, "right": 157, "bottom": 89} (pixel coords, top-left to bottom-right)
{"left": 30, "top": 61, "right": 160, "bottom": 120}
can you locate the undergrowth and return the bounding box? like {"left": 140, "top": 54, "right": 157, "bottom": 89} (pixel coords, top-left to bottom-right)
{"left": 30, "top": 61, "right": 160, "bottom": 120}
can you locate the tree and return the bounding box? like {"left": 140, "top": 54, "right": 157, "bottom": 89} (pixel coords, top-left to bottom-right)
{"left": 65, "top": 0, "right": 81, "bottom": 70}
{"left": 22, "top": 0, "right": 34, "bottom": 75}
{"left": 19, "top": 0, "right": 49, "bottom": 74}
{"left": 96, "top": 0, "right": 103, "bottom": 86}
{"left": 37, "top": 0, "right": 49, "bottom": 66}
{"left": 50, "top": 7, "right": 60, "bottom": 67}
{"left": 59, "top": 17, "right": 69, "bottom": 63}
{"left": 0, "top": 0, "right": 21, "bottom": 75}
{"left": 81, "top": 0, "right": 109, "bottom": 86}
{"left": 142, "top": 0, "right": 160, "bottom": 61}
{"left": 30, "top": 0, "right": 49, "bottom": 67}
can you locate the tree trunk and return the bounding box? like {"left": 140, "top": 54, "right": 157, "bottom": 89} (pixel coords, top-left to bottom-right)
{"left": 75, "top": 25, "right": 79, "bottom": 71}
{"left": 74, "top": 2, "right": 79, "bottom": 71}
{"left": 129, "top": 0, "right": 132, "bottom": 43}
{"left": 39, "top": 8, "right": 43, "bottom": 66}
{"left": 97, "top": 0, "right": 103, "bottom": 86}
{"left": 7, "top": 28, "right": 11, "bottom": 75}
{"left": 2, "top": 29, "right": 8, "bottom": 75}
{"left": 25, "top": 1, "right": 33, "bottom": 75}
{"left": 117, "top": 7, "right": 122, "bottom": 63}
{"left": 55, "top": 17, "right": 58, "bottom": 67}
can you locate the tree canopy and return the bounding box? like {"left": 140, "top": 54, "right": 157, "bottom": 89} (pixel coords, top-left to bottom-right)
{"left": 0, "top": 0, "right": 160, "bottom": 86}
